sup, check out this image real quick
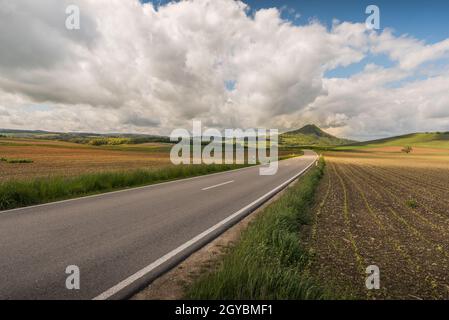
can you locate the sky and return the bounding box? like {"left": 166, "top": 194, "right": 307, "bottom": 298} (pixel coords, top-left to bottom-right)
{"left": 1, "top": 0, "right": 449, "bottom": 140}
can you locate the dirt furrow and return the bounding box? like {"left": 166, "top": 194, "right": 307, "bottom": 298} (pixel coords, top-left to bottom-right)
{"left": 308, "top": 162, "right": 363, "bottom": 297}
{"left": 340, "top": 162, "right": 445, "bottom": 298}
{"left": 366, "top": 164, "right": 449, "bottom": 210}
{"left": 329, "top": 161, "right": 368, "bottom": 297}
{"left": 352, "top": 163, "right": 449, "bottom": 243}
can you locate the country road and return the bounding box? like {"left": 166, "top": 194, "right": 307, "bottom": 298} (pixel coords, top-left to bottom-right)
{"left": 0, "top": 150, "right": 317, "bottom": 300}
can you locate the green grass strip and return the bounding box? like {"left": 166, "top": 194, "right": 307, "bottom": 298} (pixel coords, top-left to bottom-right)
{"left": 1, "top": 158, "right": 34, "bottom": 163}
{"left": 0, "top": 164, "right": 249, "bottom": 211}
{"left": 186, "top": 158, "right": 332, "bottom": 299}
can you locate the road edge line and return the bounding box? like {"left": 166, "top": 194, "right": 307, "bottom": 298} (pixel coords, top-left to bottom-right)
{"left": 0, "top": 156, "right": 302, "bottom": 215}
{"left": 93, "top": 152, "right": 318, "bottom": 300}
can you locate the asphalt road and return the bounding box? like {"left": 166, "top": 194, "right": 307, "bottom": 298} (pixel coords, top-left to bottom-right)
{"left": 0, "top": 150, "right": 317, "bottom": 300}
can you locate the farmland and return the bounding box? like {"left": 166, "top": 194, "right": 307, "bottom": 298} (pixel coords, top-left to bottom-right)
{"left": 0, "top": 137, "right": 173, "bottom": 181}
{"left": 0, "top": 137, "right": 304, "bottom": 181}
{"left": 0, "top": 136, "right": 304, "bottom": 211}
{"left": 5, "top": 131, "right": 449, "bottom": 299}
{"left": 185, "top": 143, "right": 449, "bottom": 300}
{"left": 308, "top": 146, "right": 449, "bottom": 299}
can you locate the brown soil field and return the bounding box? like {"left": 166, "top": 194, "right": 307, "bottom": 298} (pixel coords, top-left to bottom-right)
{"left": 0, "top": 138, "right": 172, "bottom": 180}
{"left": 0, "top": 138, "right": 300, "bottom": 181}
{"left": 307, "top": 148, "right": 449, "bottom": 299}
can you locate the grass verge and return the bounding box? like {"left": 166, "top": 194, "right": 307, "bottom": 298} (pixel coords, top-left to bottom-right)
{"left": 278, "top": 149, "right": 304, "bottom": 161}
{"left": 186, "top": 157, "right": 331, "bottom": 299}
{"left": 0, "top": 164, "right": 250, "bottom": 211}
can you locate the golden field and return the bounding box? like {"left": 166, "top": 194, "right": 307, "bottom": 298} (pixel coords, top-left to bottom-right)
{"left": 0, "top": 137, "right": 301, "bottom": 181}
{"left": 0, "top": 138, "right": 173, "bottom": 181}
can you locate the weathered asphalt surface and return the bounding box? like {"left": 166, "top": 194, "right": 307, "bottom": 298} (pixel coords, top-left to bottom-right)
{"left": 0, "top": 150, "right": 317, "bottom": 300}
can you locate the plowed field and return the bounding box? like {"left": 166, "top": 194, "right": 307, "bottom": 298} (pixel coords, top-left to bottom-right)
{"left": 308, "top": 147, "right": 449, "bottom": 299}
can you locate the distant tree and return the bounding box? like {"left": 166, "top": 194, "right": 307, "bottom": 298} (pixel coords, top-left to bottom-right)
{"left": 88, "top": 137, "right": 132, "bottom": 146}
{"left": 88, "top": 138, "right": 108, "bottom": 146}
{"left": 402, "top": 145, "right": 413, "bottom": 154}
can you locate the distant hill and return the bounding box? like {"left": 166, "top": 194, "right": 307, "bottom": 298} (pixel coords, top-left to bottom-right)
{"left": 0, "top": 129, "right": 59, "bottom": 137}
{"left": 280, "top": 124, "right": 354, "bottom": 146}
{"left": 1, "top": 125, "right": 357, "bottom": 147}
{"left": 0, "top": 129, "right": 171, "bottom": 144}
{"left": 345, "top": 132, "right": 449, "bottom": 149}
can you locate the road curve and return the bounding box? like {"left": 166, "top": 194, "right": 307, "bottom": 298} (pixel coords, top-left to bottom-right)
{"left": 0, "top": 150, "right": 317, "bottom": 300}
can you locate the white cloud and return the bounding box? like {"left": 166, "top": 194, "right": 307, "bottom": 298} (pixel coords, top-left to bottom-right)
{"left": 0, "top": 0, "right": 449, "bottom": 140}
{"left": 370, "top": 29, "right": 449, "bottom": 70}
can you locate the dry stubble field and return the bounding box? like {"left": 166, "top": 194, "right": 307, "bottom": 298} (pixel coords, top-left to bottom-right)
{"left": 0, "top": 138, "right": 301, "bottom": 181}
{"left": 0, "top": 138, "right": 173, "bottom": 180}
{"left": 308, "top": 147, "right": 449, "bottom": 299}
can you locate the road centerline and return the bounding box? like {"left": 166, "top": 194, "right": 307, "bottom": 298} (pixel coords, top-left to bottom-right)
{"left": 201, "top": 180, "right": 235, "bottom": 191}
{"left": 93, "top": 152, "right": 317, "bottom": 300}
{"left": 0, "top": 151, "right": 316, "bottom": 300}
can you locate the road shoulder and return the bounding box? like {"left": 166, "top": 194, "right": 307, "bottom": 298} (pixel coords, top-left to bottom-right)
{"left": 131, "top": 178, "right": 299, "bottom": 300}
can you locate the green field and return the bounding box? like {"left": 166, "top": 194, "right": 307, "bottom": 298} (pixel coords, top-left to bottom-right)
{"left": 336, "top": 132, "right": 449, "bottom": 150}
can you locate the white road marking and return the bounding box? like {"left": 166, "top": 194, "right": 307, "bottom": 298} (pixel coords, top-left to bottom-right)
{"left": 2, "top": 156, "right": 305, "bottom": 215}
{"left": 201, "top": 180, "right": 234, "bottom": 191}
{"left": 93, "top": 153, "right": 317, "bottom": 300}
{"left": 0, "top": 166, "right": 258, "bottom": 215}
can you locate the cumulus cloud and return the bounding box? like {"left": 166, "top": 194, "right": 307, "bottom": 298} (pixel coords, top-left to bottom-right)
{"left": 0, "top": 0, "right": 449, "bottom": 139}
{"left": 284, "top": 66, "right": 449, "bottom": 140}
{"left": 371, "top": 29, "right": 449, "bottom": 70}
